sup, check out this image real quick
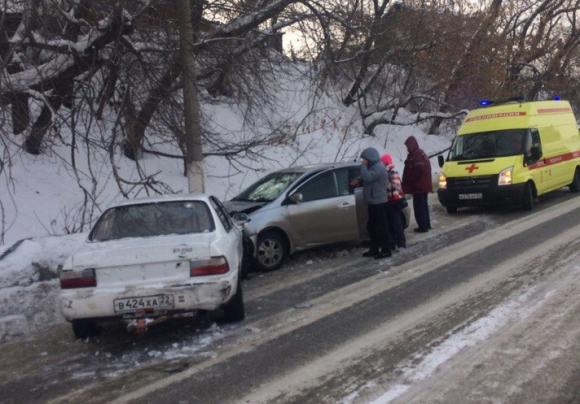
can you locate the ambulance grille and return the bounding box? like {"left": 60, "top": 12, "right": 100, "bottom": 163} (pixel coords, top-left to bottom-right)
{"left": 447, "top": 175, "right": 497, "bottom": 190}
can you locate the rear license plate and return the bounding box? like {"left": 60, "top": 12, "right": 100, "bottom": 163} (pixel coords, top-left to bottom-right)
{"left": 113, "top": 294, "right": 174, "bottom": 314}
{"left": 458, "top": 193, "right": 483, "bottom": 200}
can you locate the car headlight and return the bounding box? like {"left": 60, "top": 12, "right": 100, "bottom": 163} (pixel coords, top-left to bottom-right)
{"left": 498, "top": 166, "right": 514, "bottom": 186}
{"left": 438, "top": 173, "right": 448, "bottom": 190}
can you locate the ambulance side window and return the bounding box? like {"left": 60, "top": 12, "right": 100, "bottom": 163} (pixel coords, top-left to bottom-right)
{"left": 525, "top": 129, "right": 542, "bottom": 163}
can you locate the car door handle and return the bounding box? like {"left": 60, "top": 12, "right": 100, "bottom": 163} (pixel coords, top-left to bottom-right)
{"left": 338, "top": 202, "right": 354, "bottom": 208}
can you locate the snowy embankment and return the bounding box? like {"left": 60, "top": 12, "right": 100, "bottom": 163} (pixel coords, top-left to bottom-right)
{"left": 0, "top": 70, "right": 454, "bottom": 342}
{"left": 0, "top": 235, "right": 84, "bottom": 342}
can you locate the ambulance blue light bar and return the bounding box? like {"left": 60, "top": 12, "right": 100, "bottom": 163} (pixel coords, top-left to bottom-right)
{"left": 552, "top": 95, "right": 561, "bottom": 101}
{"left": 479, "top": 99, "right": 493, "bottom": 107}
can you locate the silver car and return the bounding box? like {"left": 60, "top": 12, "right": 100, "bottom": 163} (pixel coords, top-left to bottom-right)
{"left": 226, "top": 163, "right": 410, "bottom": 271}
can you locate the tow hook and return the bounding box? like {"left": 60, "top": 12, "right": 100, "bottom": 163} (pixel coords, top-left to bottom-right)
{"left": 127, "top": 318, "right": 150, "bottom": 335}
{"left": 126, "top": 313, "right": 168, "bottom": 334}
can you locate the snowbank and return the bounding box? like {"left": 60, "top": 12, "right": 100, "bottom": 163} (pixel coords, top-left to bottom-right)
{"left": 0, "top": 234, "right": 85, "bottom": 342}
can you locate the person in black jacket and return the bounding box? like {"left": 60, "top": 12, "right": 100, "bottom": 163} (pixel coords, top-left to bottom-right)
{"left": 402, "top": 136, "right": 432, "bottom": 233}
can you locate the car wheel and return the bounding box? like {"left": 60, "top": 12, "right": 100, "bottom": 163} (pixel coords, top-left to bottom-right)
{"left": 241, "top": 235, "right": 255, "bottom": 278}
{"left": 522, "top": 182, "right": 535, "bottom": 211}
{"left": 240, "top": 261, "right": 249, "bottom": 279}
{"left": 256, "top": 231, "right": 287, "bottom": 271}
{"left": 570, "top": 168, "right": 580, "bottom": 192}
{"left": 446, "top": 206, "right": 458, "bottom": 214}
{"left": 221, "top": 280, "right": 245, "bottom": 323}
{"left": 72, "top": 319, "right": 99, "bottom": 339}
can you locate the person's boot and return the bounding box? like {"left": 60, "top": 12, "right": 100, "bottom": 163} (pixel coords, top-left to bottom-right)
{"left": 362, "top": 249, "right": 378, "bottom": 257}
{"left": 375, "top": 249, "right": 392, "bottom": 259}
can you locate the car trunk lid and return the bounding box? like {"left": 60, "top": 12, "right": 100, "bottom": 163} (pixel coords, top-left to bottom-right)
{"left": 72, "top": 234, "right": 213, "bottom": 287}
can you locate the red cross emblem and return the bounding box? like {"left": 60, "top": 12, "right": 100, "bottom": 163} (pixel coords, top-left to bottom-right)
{"left": 466, "top": 163, "right": 479, "bottom": 173}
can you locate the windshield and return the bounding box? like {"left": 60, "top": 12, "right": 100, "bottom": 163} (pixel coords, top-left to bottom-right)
{"left": 449, "top": 129, "right": 527, "bottom": 161}
{"left": 89, "top": 201, "right": 214, "bottom": 242}
{"left": 233, "top": 172, "right": 303, "bottom": 202}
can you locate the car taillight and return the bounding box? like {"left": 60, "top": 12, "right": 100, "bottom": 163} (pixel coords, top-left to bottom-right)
{"left": 190, "top": 257, "right": 229, "bottom": 276}
{"left": 60, "top": 268, "right": 97, "bottom": 289}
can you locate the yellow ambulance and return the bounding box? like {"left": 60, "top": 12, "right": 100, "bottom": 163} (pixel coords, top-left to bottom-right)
{"left": 437, "top": 99, "right": 580, "bottom": 213}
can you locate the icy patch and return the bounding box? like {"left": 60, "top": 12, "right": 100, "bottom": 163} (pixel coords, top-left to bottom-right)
{"left": 346, "top": 287, "right": 549, "bottom": 404}
{"left": 64, "top": 323, "right": 226, "bottom": 383}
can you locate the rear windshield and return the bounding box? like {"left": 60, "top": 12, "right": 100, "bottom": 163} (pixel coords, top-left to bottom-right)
{"left": 89, "top": 201, "right": 214, "bottom": 242}
{"left": 449, "top": 129, "right": 527, "bottom": 161}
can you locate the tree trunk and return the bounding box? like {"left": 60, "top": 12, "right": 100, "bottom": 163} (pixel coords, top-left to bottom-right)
{"left": 11, "top": 94, "right": 29, "bottom": 135}
{"left": 24, "top": 96, "right": 62, "bottom": 155}
{"left": 177, "top": 0, "right": 205, "bottom": 193}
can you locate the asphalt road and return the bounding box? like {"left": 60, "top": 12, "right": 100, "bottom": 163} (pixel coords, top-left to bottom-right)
{"left": 1, "top": 191, "right": 579, "bottom": 404}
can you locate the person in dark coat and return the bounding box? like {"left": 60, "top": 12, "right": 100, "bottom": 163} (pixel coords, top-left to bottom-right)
{"left": 381, "top": 153, "right": 406, "bottom": 249}
{"left": 359, "top": 147, "right": 392, "bottom": 259}
{"left": 402, "top": 136, "right": 432, "bottom": 233}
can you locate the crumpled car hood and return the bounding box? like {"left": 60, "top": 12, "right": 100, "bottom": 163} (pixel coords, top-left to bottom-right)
{"left": 224, "top": 200, "right": 266, "bottom": 215}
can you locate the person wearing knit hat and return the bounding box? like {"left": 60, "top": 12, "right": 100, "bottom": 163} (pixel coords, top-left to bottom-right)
{"left": 381, "top": 153, "right": 406, "bottom": 249}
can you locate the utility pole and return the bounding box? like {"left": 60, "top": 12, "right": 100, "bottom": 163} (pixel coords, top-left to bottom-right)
{"left": 177, "top": 0, "right": 205, "bottom": 193}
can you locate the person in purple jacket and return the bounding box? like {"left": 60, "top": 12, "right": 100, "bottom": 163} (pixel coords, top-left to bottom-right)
{"left": 402, "top": 136, "right": 432, "bottom": 233}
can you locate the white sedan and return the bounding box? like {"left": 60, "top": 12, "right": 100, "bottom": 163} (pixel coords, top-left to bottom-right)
{"left": 59, "top": 194, "right": 245, "bottom": 338}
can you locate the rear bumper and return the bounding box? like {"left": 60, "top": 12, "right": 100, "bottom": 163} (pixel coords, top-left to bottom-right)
{"left": 438, "top": 183, "right": 526, "bottom": 208}
{"left": 60, "top": 279, "right": 236, "bottom": 321}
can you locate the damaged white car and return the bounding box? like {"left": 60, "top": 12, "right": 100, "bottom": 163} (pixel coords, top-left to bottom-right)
{"left": 59, "top": 195, "right": 245, "bottom": 338}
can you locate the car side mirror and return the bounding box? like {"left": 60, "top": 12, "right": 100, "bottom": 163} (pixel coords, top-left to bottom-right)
{"left": 530, "top": 146, "right": 541, "bottom": 162}
{"left": 437, "top": 155, "right": 445, "bottom": 168}
{"left": 289, "top": 192, "right": 303, "bottom": 204}
{"left": 232, "top": 212, "right": 251, "bottom": 225}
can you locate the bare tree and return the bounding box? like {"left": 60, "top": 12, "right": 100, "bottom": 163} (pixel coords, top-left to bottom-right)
{"left": 0, "top": 0, "right": 325, "bottom": 239}
{"left": 499, "top": 0, "right": 580, "bottom": 101}
{"left": 428, "top": 0, "right": 503, "bottom": 134}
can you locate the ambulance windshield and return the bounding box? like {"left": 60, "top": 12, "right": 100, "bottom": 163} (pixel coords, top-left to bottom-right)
{"left": 449, "top": 129, "right": 526, "bottom": 161}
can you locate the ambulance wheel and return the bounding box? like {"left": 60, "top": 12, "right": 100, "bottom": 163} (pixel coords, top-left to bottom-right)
{"left": 522, "top": 183, "right": 535, "bottom": 211}
{"left": 446, "top": 206, "right": 457, "bottom": 214}
{"left": 570, "top": 168, "right": 580, "bottom": 192}
{"left": 72, "top": 319, "right": 99, "bottom": 339}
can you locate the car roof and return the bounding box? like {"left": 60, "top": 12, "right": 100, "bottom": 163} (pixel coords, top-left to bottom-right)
{"left": 276, "top": 161, "right": 358, "bottom": 174}
{"left": 112, "top": 193, "right": 211, "bottom": 208}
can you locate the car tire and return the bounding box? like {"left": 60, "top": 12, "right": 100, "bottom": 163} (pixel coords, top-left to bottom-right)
{"left": 72, "top": 319, "right": 99, "bottom": 339}
{"left": 241, "top": 235, "right": 255, "bottom": 279}
{"left": 256, "top": 231, "right": 288, "bottom": 271}
{"left": 570, "top": 168, "right": 580, "bottom": 193}
{"left": 446, "top": 206, "right": 458, "bottom": 214}
{"left": 522, "top": 182, "right": 535, "bottom": 211}
{"left": 221, "top": 280, "right": 245, "bottom": 323}
{"left": 240, "top": 261, "right": 249, "bottom": 280}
